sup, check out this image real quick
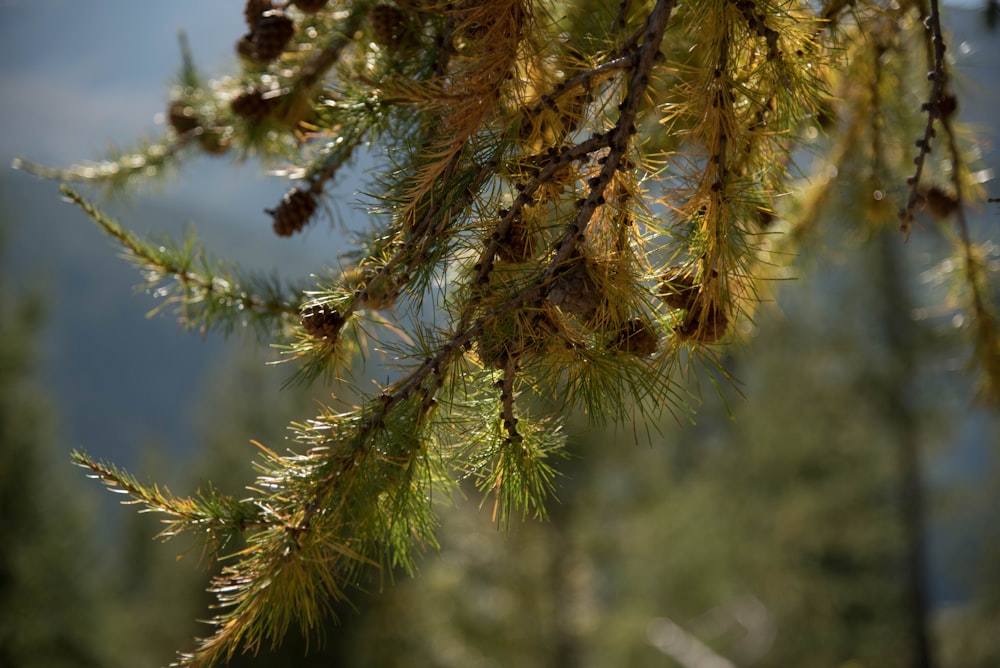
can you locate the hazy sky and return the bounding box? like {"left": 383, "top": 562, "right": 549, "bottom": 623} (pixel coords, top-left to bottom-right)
{"left": 0, "top": 0, "right": 352, "bottom": 261}
{"left": 0, "top": 1, "right": 243, "bottom": 162}
{"left": 0, "top": 1, "right": 343, "bottom": 466}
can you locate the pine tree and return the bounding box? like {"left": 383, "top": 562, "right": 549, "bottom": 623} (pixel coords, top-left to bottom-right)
{"left": 11, "top": 1, "right": 999, "bottom": 665}
{"left": 0, "top": 234, "right": 108, "bottom": 668}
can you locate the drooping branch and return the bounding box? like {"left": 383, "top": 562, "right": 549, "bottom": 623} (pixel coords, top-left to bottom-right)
{"left": 903, "top": 0, "right": 1000, "bottom": 403}
{"left": 60, "top": 187, "right": 301, "bottom": 338}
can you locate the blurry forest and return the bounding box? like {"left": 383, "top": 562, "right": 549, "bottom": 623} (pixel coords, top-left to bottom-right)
{"left": 2, "top": 2, "right": 1000, "bottom": 668}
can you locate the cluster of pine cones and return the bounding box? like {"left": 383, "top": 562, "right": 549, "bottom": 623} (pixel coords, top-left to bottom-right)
{"left": 238, "top": 0, "right": 329, "bottom": 64}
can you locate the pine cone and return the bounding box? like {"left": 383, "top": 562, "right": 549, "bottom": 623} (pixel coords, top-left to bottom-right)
{"left": 370, "top": 4, "right": 409, "bottom": 49}
{"left": 167, "top": 100, "right": 200, "bottom": 135}
{"left": 548, "top": 261, "right": 602, "bottom": 319}
{"left": 657, "top": 266, "right": 699, "bottom": 311}
{"left": 197, "top": 127, "right": 231, "bottom": 155}
{"left": 496, "top": 216, "right": 535, "bottom": 263}
{"left": 677, "top": 299, "right": 729, "bottom": 344}
{"left": 268, "top": 188, "right": 318, "bottom": 237}
{"left": 244, "top": 0, "right": 274, "bottom": 29}
{"left": 236, "top": 33, "right": 256, "bottom": 61}
{"left": 250, "top": 11, "right": 295, "bottom": 63}
{"left": 301, "top": 303, "right": 343, "bottom": 340}
{"left": 291, "top": 0, "right": 328, "bottom": 13}
{"left": 230, "top": 88, "right": 280, "bottom": 121}
{"left": 475, "top": 309, "right": 560, "bottom": 369}
{"left": 611, "top": 318, "right": 659, "bottom": 356}
{"left": 918, "top": 185, "right": 959, "bottom": 220}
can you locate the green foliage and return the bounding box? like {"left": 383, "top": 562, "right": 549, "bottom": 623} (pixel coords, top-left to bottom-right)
{"left": 59, "top": 188, "right": 302, "bottom": 339}
{"left": 11, "top": 0, "right": 999, "bottom": 665}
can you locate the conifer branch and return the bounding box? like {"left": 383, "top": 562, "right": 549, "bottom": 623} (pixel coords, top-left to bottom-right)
{"left": 71, "top": 450, "right": 267, "bottom": 556}
{"left": 910, "top": 0, "right": 1000, "bottom": 404}
{"left": 174, "top": 395, "right": 455, "bottom": 666}
{"left": 12, "top": 135, "right": 193, "bottom": 192}
{"left": 900, "top": 0, "right": 957, "bottom": 237}
{"left": 60, "top": 187, "right": 301, "bottom": 338}
{"left": 500, "top": 354, "right": 522, "bottom": 443}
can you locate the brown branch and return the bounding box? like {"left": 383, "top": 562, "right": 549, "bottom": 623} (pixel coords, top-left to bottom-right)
{"left": 500, "top": 354, "right": 522, "bottom": 443}
{"left": 543, "top": 0, "right": 676, "bottom": 276}
{"left": 899, "top": 0, "right": 956, "bottom": 237}
{"left": 61, "top": 188, "right": 300, "bottom": 322}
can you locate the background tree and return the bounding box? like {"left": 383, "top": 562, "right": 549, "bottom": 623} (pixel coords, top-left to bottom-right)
{"left": 10, "top": 0, "right": 998, "bottom": 666}
{"left": 0, "top": 232, "right": 109, "bottom": 668}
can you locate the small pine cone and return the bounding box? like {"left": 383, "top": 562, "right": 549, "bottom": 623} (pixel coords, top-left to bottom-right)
{"left": 475, "top": 309, "right": 559, "bottom": 369}
{"left": 291, "top": 0, "right": 328, "bottom": 13}
{"left": 244, "top": 0, "right": 274, "bottom": 29}
{"left": 612, "top": 318, "right": 659, "bottom": 356}
{"left": 657, "top": 266, "right": 699, "bottom": 311}
{"left": 250, "top": 11, "right": 295, "bottom": 63}
{"left": 301, "top": 303, "right": 343, "bottom": 340}
{"left": 268, "top": 188, "right": 318, "bottom": 237}
{"left": 548, "top": 261, "right": 602, "bottom": 319}
{"left": 230, "top": 88, "right": 280, "bottom": 121}
{"left": 167, "top": 100, "right": 200, "bottom": 134}
{"left": 919, "top": 185, "right": 959, "bottom": 220}
{"left": 677, "top": 299, "right": 729, "bottom": 344}
{"left": 197, "top": 127, "right": 231, "bottom": 155}
{"left": 496, "top": 217, "right": 535, "bottom": 263}
{"left": 236, "top": 33, "right": 256, "bottom": 61}
{"left": 371, "top": 4, "right": 408, "bottom": 48}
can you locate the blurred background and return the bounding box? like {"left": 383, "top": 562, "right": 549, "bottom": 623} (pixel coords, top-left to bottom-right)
{"left": 1, "top": 1, "right": 999, "bottom": 667}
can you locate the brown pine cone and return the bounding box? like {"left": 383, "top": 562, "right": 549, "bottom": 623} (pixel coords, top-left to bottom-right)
{"left": 244, "top": 0, "right": 274, "bottom": 29}
{"left": 676, "top": 299, "right": 729, "bottom": 344}
{"left": 230, "top": 88, "right": 280, "bottom": 121}
{"left": 611, "top": 318, "right": 659, "bottom": 356}
{"left": 197, "top": 127, "right": 231, "bottom": 155}
{"left": 475, "top": 309, "right": 560, "bottom": 369}
{"left": 657, "top": 266, "right": 699, "bottom": 311}
{"left": 370, "top": 4, "right": 409, "bottom": 49}
{"left": 918, "top": 185, "right": 959, "bottom": 220}
{"left": 236, "top": 33, "right": 256, "bottom": 61}
{"left": 268, "top": 188, "right": 318, "bottom": 237}
{"left": 496, "top": 216, "right": 535, "bottom": 263}
{"left": 167, "top": 100, "right": 200, "bottom": 134}
{"left": 300, "top": 303, "right": 343, "bottom": 340}
{"left": 250, "top": 11, "right": 295, "bottom": 63}
{"left": 548, "top": 261, "right": 602, "bottom": 319}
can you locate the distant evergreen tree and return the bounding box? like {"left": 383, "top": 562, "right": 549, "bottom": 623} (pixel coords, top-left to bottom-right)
{"left": 0, "top": 235, "right": 107, "bottom": 668}
{"left": 11, "top": 1, "right": 998, "bottom": 665}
